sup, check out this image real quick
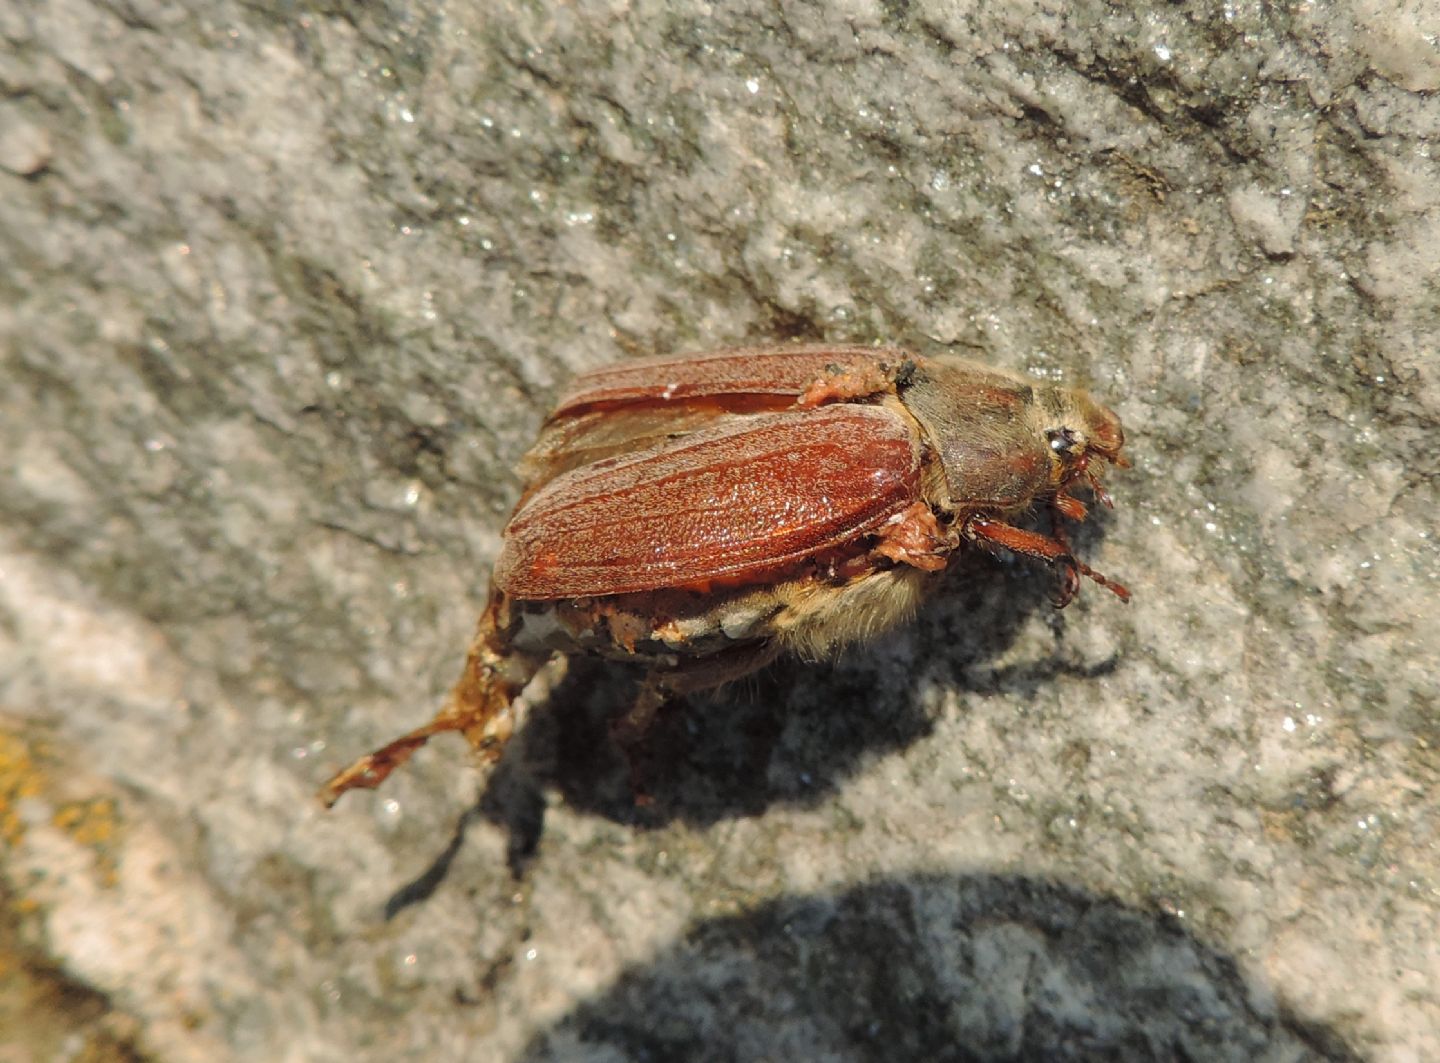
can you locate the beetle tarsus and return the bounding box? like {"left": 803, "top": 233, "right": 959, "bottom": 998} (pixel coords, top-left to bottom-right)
{"left": 318, "top": 724, "right": 456, "bottom": 808}
{"left": 1076, "top": 561, "right": 1131, "bottom": 602}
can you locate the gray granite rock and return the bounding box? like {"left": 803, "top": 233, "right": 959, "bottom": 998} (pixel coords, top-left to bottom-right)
{"left": 1, "top": 0, "right": 1435, "bottom": 1060}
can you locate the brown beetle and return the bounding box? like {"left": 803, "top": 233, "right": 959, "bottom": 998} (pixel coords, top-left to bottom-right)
{"left": 319, "top": 345, "right": 1128, "bottom": 807}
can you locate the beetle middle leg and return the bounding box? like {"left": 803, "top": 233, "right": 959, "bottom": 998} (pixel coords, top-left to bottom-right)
{"left": 318, "top": 591, "right": 545, "bottom": 807}
{"left": 871, "top": 500, "right": 954, "bottom": 572}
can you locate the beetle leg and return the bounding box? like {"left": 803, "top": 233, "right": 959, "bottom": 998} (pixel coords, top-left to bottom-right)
{"left": 611, "top": 644, "right": 782, "bottom": 805}
{"left": 318, "top": 592, "right": 545, "bottom": 808}
{"left": 967, "top": 517, "right": 1130, "bottom": 605}
{"left": 795, "top": 363, "right": 897, "bottom": 407}
{"left": 1046, "top": 497, "right": 1084, "bottom": 605}
{"left": 1052, "top": 491, "right": 1088, "bottom": 523}
{"left": 872, "top": 501, "right": 953, "bottom": 572}
{"left": 610, "top": 677, "right": 670, "bottom": 807}
{"left": 1086, "top": 470, "right": 1115, "bottom": 509}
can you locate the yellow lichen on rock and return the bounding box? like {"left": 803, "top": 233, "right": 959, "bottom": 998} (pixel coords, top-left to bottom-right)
{"left": 0, "top": 732, "right": 43, "bottom": 850}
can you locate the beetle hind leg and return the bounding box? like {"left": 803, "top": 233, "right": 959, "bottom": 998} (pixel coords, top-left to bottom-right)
{"left": 318, "top": 593, "right": 544, "bottom": 808}
{"left": 316, "top": 717, "right": 469, "bottom": 809}
{"left": 608, "top": 645, "right": 783, "bottom": 806}
{"left": 609, "top": 677, "right": 670, "bottom": 807}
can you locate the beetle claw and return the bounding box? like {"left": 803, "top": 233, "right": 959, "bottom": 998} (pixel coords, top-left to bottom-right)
{"left": 1055, "top": 561, "right": 1081, "bottom": 608}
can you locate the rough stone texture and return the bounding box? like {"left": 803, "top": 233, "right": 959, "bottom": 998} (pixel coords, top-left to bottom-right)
{"left": 1, "top": 0, "right": 1436, "bottom": 1060}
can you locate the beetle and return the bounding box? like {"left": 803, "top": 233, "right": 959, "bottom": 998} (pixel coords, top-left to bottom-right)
{"left": 318, "top": 344, "right": 1129, "bottom": 807}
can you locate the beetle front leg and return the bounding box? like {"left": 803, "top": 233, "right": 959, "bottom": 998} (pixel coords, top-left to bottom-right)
{"left": 967, "top": 517, "right": 1130, "bottom": 605}
{"left": 318, "top": 591, "right": 545, "bottom": 808}
{"left": 1052, "top": 490, "right": 1088, "bottom": 523}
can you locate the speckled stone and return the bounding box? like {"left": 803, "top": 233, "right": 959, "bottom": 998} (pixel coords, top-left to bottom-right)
{"left": 0, "top": 1, "right": 1436, "bottom": 1060}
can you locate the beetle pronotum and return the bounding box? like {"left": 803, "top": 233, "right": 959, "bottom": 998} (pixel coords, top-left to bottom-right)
{"left": 319, "top": 345, "right": 1128, "bottom": 807}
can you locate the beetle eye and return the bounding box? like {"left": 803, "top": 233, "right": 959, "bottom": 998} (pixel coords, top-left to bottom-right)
{"left": 1047, "top": 427, "right": 1083, "bottom": 454}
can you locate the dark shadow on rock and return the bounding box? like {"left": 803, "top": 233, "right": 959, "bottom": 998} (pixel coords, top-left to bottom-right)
{"left": 471, "top": 525, "right": 1130, "bottom": 872}
{"left": 518, "top": 871, "right": 1361, "bottom": 1063}
{"left": 382, "top": 803, "right": 492, "bottom": 921}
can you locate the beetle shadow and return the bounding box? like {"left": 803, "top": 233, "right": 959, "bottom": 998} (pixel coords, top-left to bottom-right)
{"left": 516, "top": 870, "right": 1361, "bottom": 1062}
{"left": 470, "top": 517, "right": 1126, "bottom": 872}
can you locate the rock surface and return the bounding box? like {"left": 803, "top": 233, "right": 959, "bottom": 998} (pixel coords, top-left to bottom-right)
{"left": 1, "top": 1, "right": 1436, "bottom": 1060}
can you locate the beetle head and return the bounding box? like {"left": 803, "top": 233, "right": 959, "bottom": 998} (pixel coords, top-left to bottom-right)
{"left": 1037, "top": 387, "right": 1127, "bottom": 490}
